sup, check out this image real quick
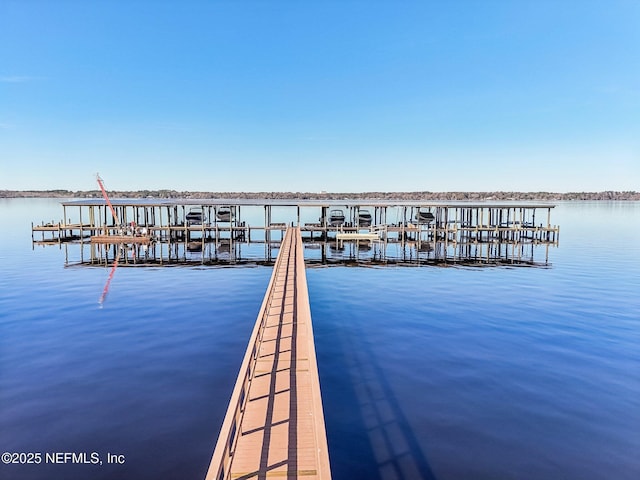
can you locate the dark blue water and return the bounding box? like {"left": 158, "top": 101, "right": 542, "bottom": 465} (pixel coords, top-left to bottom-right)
{"left": 1, "top": 199, "right": 639, "bottom": 479}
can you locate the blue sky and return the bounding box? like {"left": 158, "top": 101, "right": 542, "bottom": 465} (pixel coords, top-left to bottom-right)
{"left": 1, "top": 1, "right": 638, "bottom": 192}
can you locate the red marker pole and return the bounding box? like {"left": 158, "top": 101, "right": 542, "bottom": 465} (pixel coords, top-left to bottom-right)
{"left": 96, "top": 174, "right": 121, "bottom": 226}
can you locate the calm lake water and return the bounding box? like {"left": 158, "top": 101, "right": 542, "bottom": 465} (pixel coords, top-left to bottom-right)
{"left": 1, "top": 199, "right": 639, "bottom": 479}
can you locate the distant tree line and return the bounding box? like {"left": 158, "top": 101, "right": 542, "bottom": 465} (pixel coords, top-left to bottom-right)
{"left": 1, "top": 189, "right": 639, "bottom": 201}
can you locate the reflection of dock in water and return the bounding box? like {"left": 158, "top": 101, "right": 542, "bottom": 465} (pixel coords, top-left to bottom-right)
{"left": 56, "top": 236, "right": 555, "bottom": 269}
{"left": 33, "top": 199, "right": 558, "bottom": 268}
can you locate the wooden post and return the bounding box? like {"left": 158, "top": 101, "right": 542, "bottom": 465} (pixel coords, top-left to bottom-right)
{"left": 183, "top": 205, "right": 187, "bottom": 242}
{"left": 454, "top": 207, "right": 459, "bottom": 243}
{"left": 230, "top": 205, "right": 234, "bottom": 259}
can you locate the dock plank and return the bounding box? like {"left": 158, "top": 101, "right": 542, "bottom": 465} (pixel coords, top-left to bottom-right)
{"left": 205, "top": 227, "right": 331, "bottom": 480}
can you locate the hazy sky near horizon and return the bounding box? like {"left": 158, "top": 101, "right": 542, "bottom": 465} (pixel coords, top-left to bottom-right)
{"left": 1, "top": 1, "right": 639, "bottom": 192}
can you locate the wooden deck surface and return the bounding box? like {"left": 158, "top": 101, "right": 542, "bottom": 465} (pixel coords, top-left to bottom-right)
{"left": 205, "top": 227, "right": 331, "bottom": 480}
{"left": 90, "top": 235, "right": 152, "bottom": 244}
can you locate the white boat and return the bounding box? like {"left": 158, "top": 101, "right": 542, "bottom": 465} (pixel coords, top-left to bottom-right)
{"left": 186, "top": 208, "right": 206, "bottom": 225}
{"left": 216, "top": 206, "right": 234, "bottom": 222}
{"left": 415, "top": 209, "right": 435, "bottom": 224}
{"left": 357, "top": 209, "right": 372, "bottom": 227}
{"left": 328, "top": 209, "right": 345, "bottom": 226}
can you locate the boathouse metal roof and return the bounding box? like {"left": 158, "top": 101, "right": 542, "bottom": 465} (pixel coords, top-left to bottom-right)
{"left": 61, "top": 198, "right": 556, "bottom": 208}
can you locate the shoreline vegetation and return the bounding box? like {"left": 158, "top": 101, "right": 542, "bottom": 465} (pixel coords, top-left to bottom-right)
{"left": 1, "top": 190, "right": 638, "bottom": 201}
{"left": 2, "top": 189, "right": 640, "bottom": 201}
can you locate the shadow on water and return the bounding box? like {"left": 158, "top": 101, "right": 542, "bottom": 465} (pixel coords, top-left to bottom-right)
{"left": 321, "top": 320, "right": 436, "bottom": 480}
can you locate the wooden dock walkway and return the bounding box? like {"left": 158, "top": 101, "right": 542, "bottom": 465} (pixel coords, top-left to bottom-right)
{"left": 205, "top": 227, "right": 331, "bottom": 480}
